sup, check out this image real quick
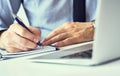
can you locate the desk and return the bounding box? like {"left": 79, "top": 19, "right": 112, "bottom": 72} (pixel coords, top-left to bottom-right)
{"left": 0, "top": 54, "right": 120, "bottom": 76}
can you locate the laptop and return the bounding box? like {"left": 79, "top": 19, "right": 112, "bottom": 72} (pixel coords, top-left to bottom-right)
{"left": 30, "top": 0, "right": 120, "bottom": 66}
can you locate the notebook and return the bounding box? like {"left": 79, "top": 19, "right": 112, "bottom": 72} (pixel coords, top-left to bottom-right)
{"left": 0, "top": 41, "right": 92, "bottom": 60}
{"left": 0, "top": 46, "right": 55, "bottom": 60}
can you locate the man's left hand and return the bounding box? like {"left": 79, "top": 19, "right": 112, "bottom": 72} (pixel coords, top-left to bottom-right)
{"left": 42, "top": 22, "right": 94, "bottom": 47}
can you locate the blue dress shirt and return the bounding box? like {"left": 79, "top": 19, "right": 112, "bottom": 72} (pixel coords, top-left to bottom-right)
{"left": 0, "top": 0, "right": 98, "bottom": 38}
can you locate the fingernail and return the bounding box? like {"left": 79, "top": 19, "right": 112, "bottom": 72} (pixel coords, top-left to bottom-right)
{"left": 34, "top": 38, "right": 39, "bottom": 43}
{"left": 54, "top": 43, "right": 61, "bottom": 47}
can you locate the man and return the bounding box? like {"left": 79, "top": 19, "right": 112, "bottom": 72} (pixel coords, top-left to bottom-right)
{"left": 0, "top": 0, "right": 97, "bottom": 53}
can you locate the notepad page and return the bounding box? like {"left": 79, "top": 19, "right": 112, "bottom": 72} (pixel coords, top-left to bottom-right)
{"left": 0, "top": 46, "right": 56, "bottom": 58}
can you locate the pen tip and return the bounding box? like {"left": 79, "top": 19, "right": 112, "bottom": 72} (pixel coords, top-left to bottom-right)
{"left": 37, "top": 41, "right": 42, "bottom": 46}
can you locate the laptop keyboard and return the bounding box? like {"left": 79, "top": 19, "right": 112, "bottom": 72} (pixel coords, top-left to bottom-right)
{"left": 61, "top": 50, "right": 92, "bottom": 59}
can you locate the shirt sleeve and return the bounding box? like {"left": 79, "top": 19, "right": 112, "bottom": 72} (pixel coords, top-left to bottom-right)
{"left": 0, "top": 0, "right": 21, "bottom": 31}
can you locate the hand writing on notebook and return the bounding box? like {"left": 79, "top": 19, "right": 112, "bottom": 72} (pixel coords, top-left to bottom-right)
{"left": 0, "top": 22, "right": 94, "bottom": 53}
{"left": 42, "top": 22, "right": 94, "bottom": 47}
{"left": 0, "top": 23, "right": 41, "bottom": 53}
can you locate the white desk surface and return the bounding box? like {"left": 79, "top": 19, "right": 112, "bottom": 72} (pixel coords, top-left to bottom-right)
{"left": 0, "top": 54, "right": 120, "bottom": 76}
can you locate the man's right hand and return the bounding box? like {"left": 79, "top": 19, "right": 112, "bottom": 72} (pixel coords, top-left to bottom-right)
{"left": 0, "top": 23, "right": 41, "bottom": 53}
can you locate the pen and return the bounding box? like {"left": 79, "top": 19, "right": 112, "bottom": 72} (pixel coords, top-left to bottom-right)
{"left": 12, "top": 14, "right": 59, "bottom": 50}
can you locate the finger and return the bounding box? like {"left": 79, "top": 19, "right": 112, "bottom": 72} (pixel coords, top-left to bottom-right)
{"left": 6, "top": 41, "right": 35, "bottom": 52}
{"left": 54, "top": 37, "right": 82, "bottom": 47}
{"left": 6, "top": 47, "right": 23, "bottom": 53}
{"left": 9, "top": 23, "right": 38, "bottom": 43}
{"left": 43, "top": 27, "right": 65, "bottom": 42}
{"left": 6, "top": 40, "right": 29, "bottom": 51}
{"left": 42, "top": 33, "right": 69, "bottom": 46}
{"left": 1, "top": 30, "right": 33, "bottom": 51}
{"left": 12, "top": 32, "right": 37, "bottom": 49}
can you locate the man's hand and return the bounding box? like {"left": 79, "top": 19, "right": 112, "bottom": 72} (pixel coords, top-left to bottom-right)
{"left": 42, "top": 22, "right": 94, "bottom": 47}
{"left": 0, "top": 23, "right": 41, "bottom": 53}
